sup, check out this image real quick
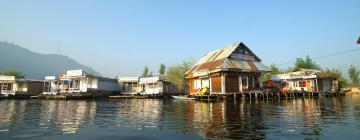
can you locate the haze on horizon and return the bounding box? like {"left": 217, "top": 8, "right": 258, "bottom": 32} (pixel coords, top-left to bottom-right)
{"left": 0, "top": 0, "right": 359, "bottom": 77}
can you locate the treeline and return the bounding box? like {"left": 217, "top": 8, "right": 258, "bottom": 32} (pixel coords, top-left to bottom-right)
{"left": 0, "top": 70, "right": 25, "bottom": 79}
{"left": 140, "top": 59, "right": 195, "bottom": 93}
{"left": 264, "top": 55, "right": 360, "bottom": 87}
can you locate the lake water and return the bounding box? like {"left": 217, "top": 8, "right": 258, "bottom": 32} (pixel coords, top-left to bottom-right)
{"left": 1, "top": 95, "right": 360, "bottom": 140}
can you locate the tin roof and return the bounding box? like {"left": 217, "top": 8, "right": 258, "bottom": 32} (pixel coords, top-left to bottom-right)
{"left": 186, "top": 42, "right": 269, "bottom": 78}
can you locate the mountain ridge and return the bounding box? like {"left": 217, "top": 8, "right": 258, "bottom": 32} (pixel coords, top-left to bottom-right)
{"left": 0, "top": 41, "right": 100, "bottom": 79}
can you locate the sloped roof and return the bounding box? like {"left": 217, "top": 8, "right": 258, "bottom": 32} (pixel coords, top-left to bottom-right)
{"left": 194, "top": 42, "right": 261, "bottom": 66}
{"left": 186, "top": 42, "right": 269, "bottom": 77}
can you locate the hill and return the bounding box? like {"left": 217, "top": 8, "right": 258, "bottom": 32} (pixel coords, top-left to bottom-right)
{"left": 0, "top": 41, "right": 100, "bottom": 79}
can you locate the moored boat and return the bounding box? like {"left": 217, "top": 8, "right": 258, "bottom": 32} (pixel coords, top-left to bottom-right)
{"left": 172, "top": 95, "right": 195, "bottom": 100}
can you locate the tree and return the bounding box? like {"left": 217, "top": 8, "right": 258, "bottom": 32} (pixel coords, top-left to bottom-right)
{"left": 0, "top": 70, "right": 25, "bottom": 79}
{"left": 263, "top": 64, "right": 282, "bottom": 81}
{"left": 142, "top": 66, "right": 149, "bottom": 77}
{"left": 348, "top": 65, "right": 360, "bottom": 85}
{"left": 324, "top": 68, "right": 348, "bottom": 88}
{"left": 166, "top": 59, "right": 194, "bottom": 92}
{"left": 159, "top": 63, "right": 166, "bottom": 75}
{"left": 294, "top": 55, "right": 321, "bottom": 70}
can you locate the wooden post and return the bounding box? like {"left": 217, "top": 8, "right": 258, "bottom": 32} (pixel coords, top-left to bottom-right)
{"left": 315, "top": 78, "right": 319, "bottom": 92}
{"left": 209, "top": 76, "right": 212, "bottom": 95}
{"left": 260, "top": 73, "right": 264, "bottom": 88}
{"left": 239, "top": 76, "right": 243, "bottom": 93}
{"left": 252, "top": 76, "right": 255, "bottom": 88}
{"left": 221, "top": 73, "right": 225, "bottom": 95}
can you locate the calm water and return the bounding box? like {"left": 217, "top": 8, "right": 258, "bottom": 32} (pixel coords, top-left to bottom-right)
{"left": 1, "top": 95, "right": 360, "bottom": 140}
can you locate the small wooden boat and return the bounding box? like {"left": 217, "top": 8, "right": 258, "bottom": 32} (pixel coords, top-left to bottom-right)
{"left": 172, "top": 95, "right": 195, "bottom": 100}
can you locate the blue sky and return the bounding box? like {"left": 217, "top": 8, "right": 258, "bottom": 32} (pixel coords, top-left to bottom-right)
{"left": 0, "top": 0, "right": 359, "bottom": 77}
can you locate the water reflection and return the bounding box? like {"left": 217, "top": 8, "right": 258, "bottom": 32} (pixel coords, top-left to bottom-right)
{"left": 0, "top": 96, "right": 360, "bottom": 140}
{"left": 115, "top": 99, "right": 161, "bottom": 129}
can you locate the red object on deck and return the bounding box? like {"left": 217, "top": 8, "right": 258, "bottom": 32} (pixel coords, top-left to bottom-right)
{"left": 268, "top": 80, "right": 274, "bottom": 87}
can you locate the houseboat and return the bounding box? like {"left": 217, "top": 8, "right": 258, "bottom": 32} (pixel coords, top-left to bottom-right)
{"left": 271, "top": 69, "right": 339, "bottom": 94}
{"left": 118, "top": 77, "right": 141, "bottom": 95}
{"left": 185, "top": 42, "right": 270, "bottom": 96}
{"left": 0, "top": 75, "right": 44, "bottom": 98}
{"left": 42, "top": 76, "right": 59, "bottom": 95}
{"left": 139, "top": 76, "right": 179, "bottom": 96}
{"left": 58, "top": 70, "right": 121, "bottom": 97}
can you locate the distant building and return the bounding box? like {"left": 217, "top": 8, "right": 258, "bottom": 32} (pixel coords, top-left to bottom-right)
{"left": 118, "top": 77, "right": 141, "bottom": 95}
{"left": 139, "top": 76, "right": 179, "bottom": 95}
{"left": 185, "top": 42, "right": 269, "bottom": 95}
{"left": 271, "top": 69, "right": 339, "bottom": 93}
{"left": 0, "top": 75, "right": 44, "bottom": 97}
{"left": 42, "top": 76, "right": 59, "bottom": 95}
{"left": 58, "top": 70, "right": 120, "bottom": 95}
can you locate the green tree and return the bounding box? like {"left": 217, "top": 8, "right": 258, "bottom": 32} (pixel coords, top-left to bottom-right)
{"left": 0, "top": 70, "right": 25, "bottom": 79}
{"left": 348, "top": 65, "right": 360, "bottom": 85}
{"left": 142, "top": 66, "right": 149, "bottom": 77}
{"left": 263, "top": 64, "right": 282, "bottom": 81}
{"left": 324, "top": 68, "right": 348, "bottom": 88}
{"left": 294, "top": 55, "right": 321, "bottom": 70}
{"left": 159, "top": 63, "right": 166, "bottom": 75}
{"left": 166, "top": 60, "right": 194, "bottom": 92}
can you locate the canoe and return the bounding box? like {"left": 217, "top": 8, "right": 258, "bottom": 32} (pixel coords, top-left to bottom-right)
{"left": 172, "top": 95, "right": 195, "bottom": 100}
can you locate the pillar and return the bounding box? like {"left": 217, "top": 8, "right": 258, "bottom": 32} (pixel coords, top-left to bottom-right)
{"left": 209, "top": 76, "right": 212, "bottom": 95}
{"left": 221, "top": 73, "right": 225, "bottom": 94}
{"left": 239, "top": 76, "right": 243, "bottom": 93}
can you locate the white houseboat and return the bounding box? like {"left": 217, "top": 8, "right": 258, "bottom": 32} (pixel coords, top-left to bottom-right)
{"left": 271, "top": 69, "right": 339, "bottom": 93}
{"left": 58, "top": 70, "right": 121, "bottom": 96}
{"left": 139, "top": 76, "right": 179, "bottom": 96}
{"left": 42, "top": 76, "right": 59, "bottom": 95}
{"left": 118, "top": 77, "right": 141, "bottom": 95}
{"left": 0, "top": 75, "right": 44, "bottom": 98}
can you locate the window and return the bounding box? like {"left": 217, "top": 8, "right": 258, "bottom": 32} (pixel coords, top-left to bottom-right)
{"left": 201, "top": 78, "right": 209, "bottom": 88}
{"left": 242, "top": 76, "right": 248, "bottom": 89}
{"left": 1, "top": 83, "right": 12, "bottom": 91}
{"left": 254, "top": 76, "right": 260, "bottom": 88}
{"left": 192, "top": 79, "right": 201, "bottom": 90}
{"left": 248, "top": 76, "right": 255, "bottom": 88}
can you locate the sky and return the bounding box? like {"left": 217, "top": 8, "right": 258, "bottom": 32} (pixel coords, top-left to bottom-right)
{"left": 0, "top": 0, "right": 359, "bottom": 77}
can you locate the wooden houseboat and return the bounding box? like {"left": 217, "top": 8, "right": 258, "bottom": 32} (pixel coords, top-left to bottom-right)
{"left": 185, "top": 42, "right": 269, "bottom": 96}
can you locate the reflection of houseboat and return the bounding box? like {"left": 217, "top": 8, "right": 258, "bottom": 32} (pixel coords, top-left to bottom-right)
{"left": 42, "top": 76, "right": 59, "bottom": 95}
{"left": 139, "top": 76, "right": 179, "bottom": 96}
{"left": 185, "top": 42, "right": 269, "bottom": 96}
{"left": 118, "top": 77, "right": 141, "bottom": 95}
{"left": 271, "top": 69, "right": 339, "bottom": 94}
{"left": 0, "top": 75, "right": 44, "bottom": 98}
{"left": 58, "top": 70, "right": 121, "bottom": 96}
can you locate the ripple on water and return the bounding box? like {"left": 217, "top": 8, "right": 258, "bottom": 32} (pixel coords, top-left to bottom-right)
{"left": 0, "top": 97, "right": 360, "bottom": 139}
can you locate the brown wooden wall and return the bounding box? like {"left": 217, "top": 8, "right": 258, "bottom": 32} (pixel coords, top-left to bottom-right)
{"left": 211, "top": 76, "right": 221, "bottom": 93}
{"left": 225, "top": 76, "right": 239, "bottom": 93}
{"left": 27, "top": 81, "right": 44, "bottom": 95}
